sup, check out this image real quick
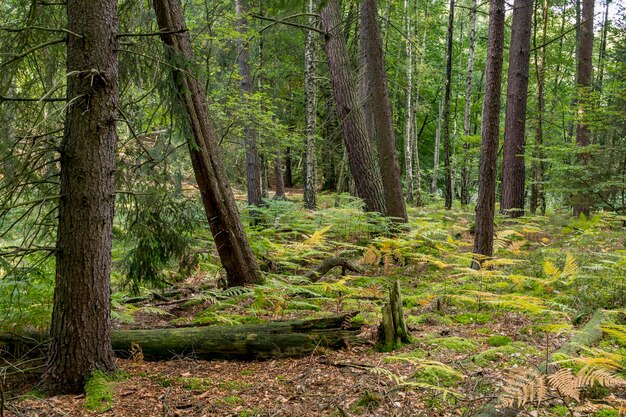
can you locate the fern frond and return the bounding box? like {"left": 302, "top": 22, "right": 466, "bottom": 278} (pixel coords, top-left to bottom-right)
{"left": 577, "top": 366, "right": 626, "bottom": 388}
{"left": 547, "top": 368, "right": 580, "bottom": 401}
{"left": 543, "top": 261, "right": 561, "bottom": 280}
{"left": 562, "top": 253, "right": 578, "bottom": 278}
{"left": 500, "top": 368, "right": 545, "bottom": 408}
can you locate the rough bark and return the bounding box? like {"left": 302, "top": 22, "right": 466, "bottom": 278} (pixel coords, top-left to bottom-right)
{"left": 152, "top": 0, "right": 261, "bottom": 287}
{"left": 443, "top": 0, "right": 455, "bottom": 210}
{"left": 303, "top": 0, "right": 318, "bottom": 210}
{"left": 377, "top": 280, "right": 410, "bottom": 350}
{"left": 359, "top": 0, "right": 408, "bottom": 222}
{"left": 321, "top": 0, "right": 386, "bottom": 215}
{"left": 236, "top": 0, "right": 262, "bottom": 207}
{"left": 40, "top": 0, "right": 118, "bottom": 394}
{"left": 472, "top": 0, "right": 506, "bottom": 265}
{"left": 500, "top": 0, "right": 534, "bottom": 217}
{"left": 273, "top": 151, "right": 285, "bottom": 199}
{"left": 460, "top": 0, "right": 477, "bottom": 206}
{"left": 284, "top": 148, "right": 294, "bottom": 188}
{"left": 572, "top": 0, "right": 594, "bottom": 218}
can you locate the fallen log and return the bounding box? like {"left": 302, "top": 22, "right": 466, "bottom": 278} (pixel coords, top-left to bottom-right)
{"left": 0, "top": 312, "right": 363, "bottom": 361}
{"left": 306, "top": 257, "right": 363, "bottom": 281}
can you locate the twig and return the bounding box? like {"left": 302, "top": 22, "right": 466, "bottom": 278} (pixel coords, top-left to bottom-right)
{"left": 117, "top": 28, "right": 187, "bottom": 38}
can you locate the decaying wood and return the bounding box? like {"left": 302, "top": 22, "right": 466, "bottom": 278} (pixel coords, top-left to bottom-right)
{"left": 0, "top": 312, "right": 363, "bottom": 362}
{"left": 377, "top": 280, "right": 410, "bottom": 350}
{"left": 306, "top": 257, "right": 363, "bottom": 281}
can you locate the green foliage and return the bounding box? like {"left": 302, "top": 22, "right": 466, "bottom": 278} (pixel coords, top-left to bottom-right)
{"left": 84, "top": 370, "right": 114, "bottom": 412}
{"left": 487, "top": 335, "right": 512, "bottom": 347}
{"left": 472, "top": 342, "right": 538, "bottom": 366}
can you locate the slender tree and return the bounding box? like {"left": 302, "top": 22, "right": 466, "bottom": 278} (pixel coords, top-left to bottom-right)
{"left": 153, "top": 0, "right": 261, "bottom": 287}
{"left": 235, "top": 0, "right": 262, "bottom": 206}
{"left": 442, "top": 0, "right": 455, "bottom": 209}
{"left": 404, "top": 0, "right": 415, "bottom": 204}
{"left": 321, "top": 0, "right": 386, "bottom": 215}
{"left": 460, "top": 0, "right": 477, "bottom": 205}
{"left": 303, "top": 0, "right": 318, "bottom": 210}
{"left": 573, "top": 0, "right": 594, "bottom": 217}
{"left": 501, "top": 0, "right": 534, "bottom": 217}
{"left": 432, "top": 94, "right": 444, "bottom": 195}
{"left": 473, "top": 0, "right": 506, "bottom": 264}
{"left": 360, "top": 0, "right": 408, "bottom": 222}
{"left": 41, "top": 0, "right": 118, "bottom": 393}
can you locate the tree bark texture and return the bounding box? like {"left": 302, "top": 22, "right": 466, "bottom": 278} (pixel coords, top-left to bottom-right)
{"left": 41, "top": 0, "right": 118, "bottom": 394}
{"left": 473, "top": 0, "right": 506, "bottom": 262}
{"left": 443, "top": 0, "right": 455, "bottom": 210}
{"left": 153, "top": 0, "right": 261, "bottom": 287}
{"left": 321, "top": 0, "right": 386, "bottom": 215}
{"left": 573, "top": 0, "right": 594, "bottom": 218}
{"left": 460, "top": 0, "right": 477, "bottom": 206}
{"left": 303, "top": 0, "right": 318, "bottom": 210}
{"left": 273, "top": 151, "right": 285, "bottom": 199}
{"left": 359, "top": 0, "right": 408, "bottom": 222}
{"left": 403, "top": 0, "right": 414, "bottom": 204}
{"left": 501, "top": 0, "right": 534, "bottom": 217}
{"left": 236, "top": 0, "right": 262, "bottom": 207}
{"left": 432, "top": 95, "right": 443, "bottom": 195}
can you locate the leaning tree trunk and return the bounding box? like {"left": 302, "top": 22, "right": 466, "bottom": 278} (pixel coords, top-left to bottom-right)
{"left": 153, "top": 0, "right": 261, "bottom": 287}
{"left": 443, "top": 0, "right": 455, "bottom": 210}
{"left": 360, "top": 0, "right": 408, "bottom": 222}
{"left": 572, "top": 0, "right": 594, "bottom": 218}
{"left": 321, "top": 0, "right": 386, "bottom": 215}
{"left": 472, "top": 0, "right": 506, "bottom": 265}
{"left": 41, "top": 0, "right": 118, "bottom": 394}
{"left": 500, "top": 0, "right": 534, "bottom": 218}
{"left": 460, "top": 0, "right": 477, "bottom": 206}
{"left": 236, "top": 0, "right": 262, "bottom": 207}
{"left": 303, "top": 0, "right": 318, "bottom": 210}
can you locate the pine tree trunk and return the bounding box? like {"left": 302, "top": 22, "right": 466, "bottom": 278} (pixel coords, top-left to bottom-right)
{"left": 460, "top": 0, "right": 477, "bottom": 206}
{"left": 303, "top": 0, "right": 318, "bottom": 210}
{"left": 284, "top": 148, "right": 294, "bottom": 188}
{"left": 274, "top": 151, "right": 285, "bottom": 199}
{"left": 501, "top": 0, "right": 534, "bottom": 217}
{"left": 41, "top": 0, "right": 118, "bottom": 394}
{"left": 443, "top": 0, "right": 455, "bottom": 210}
{"left": 152, "top": 0, "right": 261, "bottom": 287}
{"left": 473, "top": 0, "right": 506, "bottom": 264}
{"left": 236, "top": 0, "right": 262, "bottom": 207}
{"left": 359, "top": 0, "right": 408, "bottom": 222}
{"left": 572, "top": 0, "right": 594, "bottom": 218}
{"left": 321, "top": 0, "right": 386, "bottom": 215}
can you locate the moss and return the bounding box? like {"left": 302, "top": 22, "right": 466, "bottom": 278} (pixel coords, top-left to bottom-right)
{"left": 426, "top": 336, "right": 479, "bottom": 352}
{"left": 84, "top": 370, "right": 113, "bottom": 413}
{"left": 219, "top": 380, "right": 253, "bottom": 391}
{"left": 451, "top": 312, "right": 492, "bottom": 325}
{"left": 471, "top": 342, "right": 538, "bottom": 366}
{"left": 178, "top": 377, "right": 210, "bottom": 391}
{"left": 406, "top": 313, "right": 454, "bottom": 326}
{"left": 351, "top": 391, "right": 382, "bottom": 412}
{"left": 592, "top": 410, "right": 619, "bottom": 417}
{"left": 487, "top": 335, "right": 512, "bottom": 347}
{"left": 217, "top": 395, "right": 244, "bottom": 405}
{"left": 411, "top": 365, "right": 464, "bottom": 388}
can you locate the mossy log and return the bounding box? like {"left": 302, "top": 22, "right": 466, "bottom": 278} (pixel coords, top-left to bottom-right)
{"left": 306, "top": 257, "right": 363, "bottom": 281}
{"left": 474, "top": 309, "right": 614, "bottom": 417}
{"left": 377, "top": 280, "right": 410, "bottom": 350}
{"left": 0, "top": 313, "right": 363, "bottom": 361}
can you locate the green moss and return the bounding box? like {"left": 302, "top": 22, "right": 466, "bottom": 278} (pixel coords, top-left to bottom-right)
{"left": 471, "top": 342, "right": 538, "bottom": 366}
{"left": 452, "top": 312, "right": 492, "bottom": 325}
{"left": 411, "top": 365, "right": 464, "bottom": 388}
{"left": 219, "top": 380, "right": 253, "bottom": 391}
{"left": 426, "top": 336, "right": 479, "bottom": 352}
{"left": 351, "top": 391, "right": 382, "bottom": 412}
{"left": 406, "top": 313, "right": 454, "bottom": 326}
{"left": 84, "top": 370, "right": 113, "bottom": 412}
{"left": 550, "top": 405, "right": 571, "bottom": 416}
{"left": 217, "top": 395, "right": 244, "bottom": 405}
{"left": 178, "top": 377, "right": 210, "bottom": 391}
{"left": 487, "top": 335, "right": 512, "bottom": 347}
{"left": 592, "top": 410, "right": 619, "bottom": 417}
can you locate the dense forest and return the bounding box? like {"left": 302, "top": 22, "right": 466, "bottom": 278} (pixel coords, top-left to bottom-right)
{"left": 1, "top": 0, "right": 625, "bottom": 415}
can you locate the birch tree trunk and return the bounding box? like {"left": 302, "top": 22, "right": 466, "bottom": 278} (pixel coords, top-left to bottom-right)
{"left": 321, "top": 0, "right": 387, "bottom": 215}
{"left": 404, "top": 0, "right": 415, "bottom": 204}
{"left": 460, "top": 0, "right": 477, "bottom": 206}
{"left": 303, "top": 0, "right": 318, "bottom": 210}
{"left": 443, "top": 0, "right": 455, "bottom": 209}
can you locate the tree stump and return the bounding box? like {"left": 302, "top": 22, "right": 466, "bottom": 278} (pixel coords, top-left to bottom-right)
{"left": 377, "top": 280, "right": 410, "bottom": 351}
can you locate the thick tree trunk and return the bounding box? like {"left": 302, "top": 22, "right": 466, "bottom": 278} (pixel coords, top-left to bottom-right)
{"left": 303, "top": 0, "right": 318, "bottom": 210}
{"left": 236, "top": 0, "right": 262, "bottom": 207}
{"left": 460, "top": 0, "right": 477, "bottom": 206}
{"left": 321, "top": 0, "right": 387, "bottom": 215}
{"left": 359, "top": 0, "right": 408, "bottom": 222}
{"left": 284, "top": 148, "right": 294, "bottom": 188}
{"left": 41, "top": 0, "right": 118, "bottom": 394}
{"left": 152, "top": 0, "right": 261, "bottom": 287}
{"left": 500, "top": 0, "right": 534, "bottom": 217}
{"left": 473, "top": 0, "right": 506, "bottom": 265}
{"left": 572, "top": 0, "right": 594, "bottom": 218}
{"left": 530, "top": 0, "right": 548, "bottom": 215}
{"left": 443, "top": 0, "right": 455, "bottom": 210}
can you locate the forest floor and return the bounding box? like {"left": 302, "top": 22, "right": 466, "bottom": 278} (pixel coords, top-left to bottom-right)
{"left": 2, "top": 193, "right": 626, "bottom": 416}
